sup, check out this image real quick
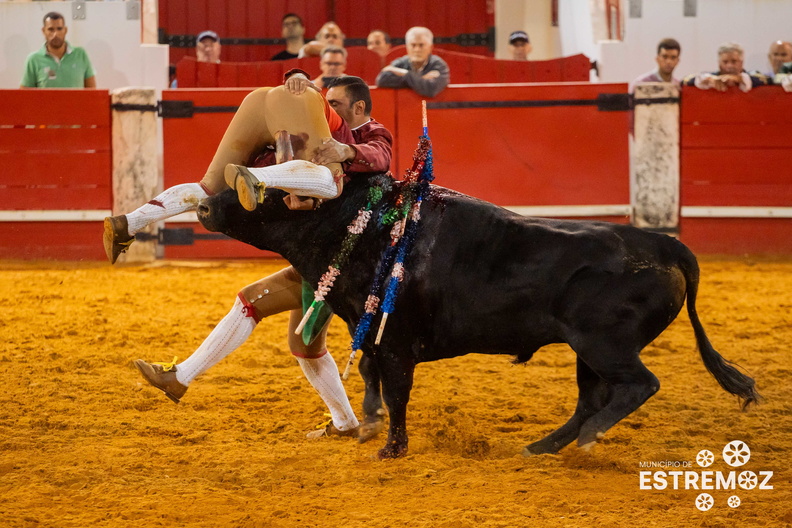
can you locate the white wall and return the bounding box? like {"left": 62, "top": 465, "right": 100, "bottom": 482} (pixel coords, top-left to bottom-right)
{"left": 0, "top": 1, "right": 168, "bottom": 89}
{"left": 590, "top": 0, "right": 792, "bottom": 83}
{"left": 502, "top": 0, "right": 792, "bottom": 82}
{"left": 558, "top": 0, "right": 599, "bottom": 63}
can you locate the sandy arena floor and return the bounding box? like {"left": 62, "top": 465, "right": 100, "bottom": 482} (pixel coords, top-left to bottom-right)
{"left": 0, "top": 257, "right": 790, "bottom": 527}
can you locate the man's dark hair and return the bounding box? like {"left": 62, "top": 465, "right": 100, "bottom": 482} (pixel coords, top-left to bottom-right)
{"left": 282, "top": 13, "right": 303, "bottom": 26}
{"left": 657, "top": 38, "right": 681, "bottom": 55}
{"left": 327, "top": 76, "right": 372, "bottom": 115}
{"left": 43, "top": 12, "right": 65, "bottom": 25}
{"left": 372, "top": 30, "right": 391, "bottom": 44}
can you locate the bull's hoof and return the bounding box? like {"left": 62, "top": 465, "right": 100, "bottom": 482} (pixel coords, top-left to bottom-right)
{"left": 577, "top": 431, "right": 605, "bottom": 452}
{"left": 523, "top": 440, "right": 560, "bottom": 457}
{"left": 377, "top": 442, "right": 408, "bottom": 460}
{"left": 358, "top": 419, "right": 385, "bottom": 444}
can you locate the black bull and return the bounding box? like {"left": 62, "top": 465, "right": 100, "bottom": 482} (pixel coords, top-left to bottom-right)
{"left": 197, "top": 173, "right": 759, "bottom": 459}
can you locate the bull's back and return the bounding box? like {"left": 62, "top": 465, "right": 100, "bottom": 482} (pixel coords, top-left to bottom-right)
{"left": 405, "top": 187, "right": 687, "bottom": 357}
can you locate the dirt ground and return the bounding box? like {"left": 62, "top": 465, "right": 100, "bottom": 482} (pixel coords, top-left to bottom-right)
{"left": 0, "top": 257, "right": 790, "bottom": 527}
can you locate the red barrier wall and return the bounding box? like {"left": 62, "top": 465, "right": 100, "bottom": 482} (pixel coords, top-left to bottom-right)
{"left": 175, "top": 51, "right": 590, "bottom": 89}
{"left": 0, "top": 90, "right": 111, "bottom": 260}
{"left": 679, "top": 85, "right": 792, "bottom": 254}
{"left": 391, "top": 84, "right": 629, "bottom": 210}
{"left": 392, "top": 48, "right": 592, "bottom": 84}
{"left": 160, "top": 88, "right": 268, "bottom": 259}
{"left": 3, "top": 85, "right": 790, "bottom": 260}
{"left": 158, "top": 84, "right": 630, "bottom": 259}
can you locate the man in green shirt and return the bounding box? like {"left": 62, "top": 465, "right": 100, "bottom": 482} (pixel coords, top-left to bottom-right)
{"left": 20, "top": 11, "right": 96, "bottom": 88}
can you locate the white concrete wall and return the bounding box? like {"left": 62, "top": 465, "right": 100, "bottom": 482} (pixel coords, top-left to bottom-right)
{"left": 558, "top": 0, "right": 599, "bottom": 62}
{"left": 594, "top": 0, "right": 792, "bottom": 83}
{"left": 540, "top": 0, "right": 792, "bottom": 82}
{"left": 0, "top": 1, "right": 168, "bottom": 90}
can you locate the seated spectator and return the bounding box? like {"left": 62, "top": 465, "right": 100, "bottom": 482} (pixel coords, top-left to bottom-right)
{"left": 683, "top": 42, "right": 768, "bottom": 92}
{"left": 776, "top": 60, "right": 792, "bottom": 91}
{"left": 196, "top": 30, "right": 221, "bottom": 63}
{"left": 170, "top": 30, "right": 220, "bottom": 88}
{"left": 367, "top": 30, "right": 392, "bottom": 60}
{"left": 508, "top": 31, "right": 532, "bottom": 61}
{"left": 313, "top": 46, "right": 347, "bottom": 90}
{"left": 375, "top": 26, "right": 450, "bottom": 98}
{"left": 765, "top": 40, "right": 792, "bottom": 77}
{"left": 21, "top": 11, "right": 96, "bottom": 88}
{"left": 271, "top": 13, "right": 305, "bottom": 61}
{"left": 168, "top": 64, "right": 177, "bottom": 89}
{"left": 299, "top": 21, "right": 345, "bottom": 58}
{"left": 630, "top": 38, "right": 681, "bottom": 93}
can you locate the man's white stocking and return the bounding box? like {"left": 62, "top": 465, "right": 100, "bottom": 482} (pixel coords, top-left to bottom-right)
{"left": 295, "top": 352, "right": 359, "bottom": 431}
{"left": 245, "top": 160, "right": 339, "bottom": 199}
{"left": 126, "top": 183, "right": 209, "bottom": 235}
{"left": 175, "top": 294, "right": 257, "bottom": 386}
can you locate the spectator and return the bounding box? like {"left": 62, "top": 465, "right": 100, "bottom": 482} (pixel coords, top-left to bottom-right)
{"left": 630, "top": 38, "right": 681, "bottom": 92}
{"left": 375, "top": 26, "right": 450, "bottom": 98}
{"left": 765, "top": 40, "right": 792, "bottom": 77}
{"left": 21, "top": 11, "right": 96, "bottom": 88}
{"left": 168, "top": 64, "right": 177, "bottom": 89}
{"left": 367, "top": 30, "right": 392, "bottom": 59}
{"left": 299, "top": 21, "right": 345, "bottom": 58}
{"left": 313, "top": 46, "right": 347, "bottom": 90}
{"left": 196, "top": 30, "right": 221, "bottom": 63}
{"left": 271, "top": 13, "right": 305, "bottom": 61}
{"left": 508, "top": 31, "right": 532, "bottom": 61}
{"left": 684, "top": 42, "right": 768, "bottom": 92}
{"left": 776, "top": 60, "right": 792, "bottom": 91}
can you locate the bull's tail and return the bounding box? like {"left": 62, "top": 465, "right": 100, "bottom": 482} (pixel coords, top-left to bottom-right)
{"left": 676, "top": 244, "right": 761, "bottom": 410}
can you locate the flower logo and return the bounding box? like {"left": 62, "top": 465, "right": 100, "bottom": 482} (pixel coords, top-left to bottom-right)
{"left": 695, "top": 493, "right": 714, "bottom": 512}
{"left": 738, "top": 471, "right": 758, "bottom": 490}
{"left": 727, "top": 495, "right": 741, "bottom": 508}
{"left": 696, "top": 449, "right": 714, "bottom": 467}
{"left": 723, "top": 440, "right": 751, "bottom": 467}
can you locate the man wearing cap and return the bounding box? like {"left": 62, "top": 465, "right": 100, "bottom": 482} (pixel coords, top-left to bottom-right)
{"left": 196, "top": 30, "right": 221, "bottom": 63}
{"left": 508, "top": 31, "right": 532, "bottom": 61}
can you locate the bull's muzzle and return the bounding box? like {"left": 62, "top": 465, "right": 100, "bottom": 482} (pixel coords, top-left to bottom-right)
{"left": 197, "top": 199, "right": 218, "bottom": 232}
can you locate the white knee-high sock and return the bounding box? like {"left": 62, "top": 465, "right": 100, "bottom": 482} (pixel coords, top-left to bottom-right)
{"left": 126, "top": 183, "right": 209, "bottom": 235}
{"left": 176, "top": 295, "right": 257, "bottom": 385}
{"left": 246, "top": 160, "right": 338, "bottom": 199}
{"left": 295, "top": 352, "right": 359, "bottom": 431}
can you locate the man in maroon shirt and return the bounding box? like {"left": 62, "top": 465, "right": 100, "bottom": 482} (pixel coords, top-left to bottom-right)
{"left": 322, "top": 75, "right": 392, "bottom": 175}
{"left": 135, "top": 76, "right": 393, "bottom": 440}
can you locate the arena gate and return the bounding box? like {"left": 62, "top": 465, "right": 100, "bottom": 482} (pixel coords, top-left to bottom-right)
{"left": 0, "top": 90, "right": 111, "bottom": 260}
